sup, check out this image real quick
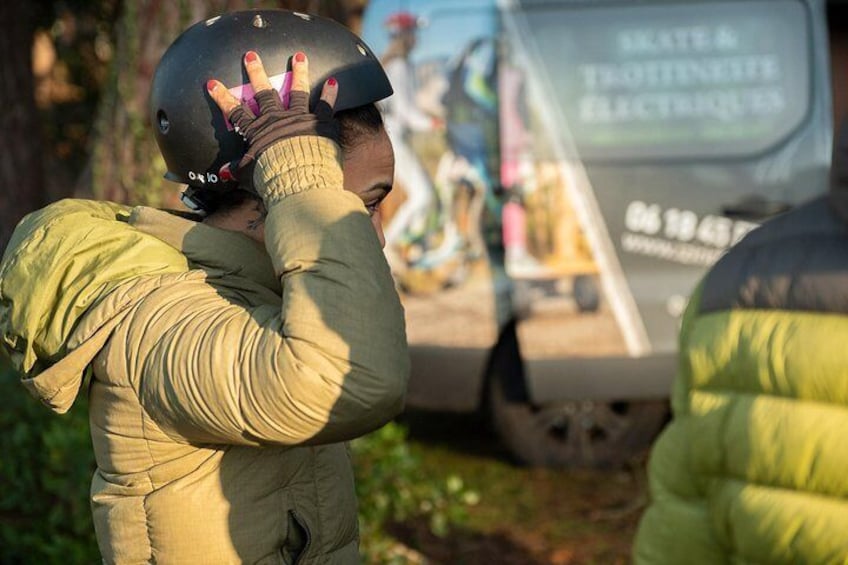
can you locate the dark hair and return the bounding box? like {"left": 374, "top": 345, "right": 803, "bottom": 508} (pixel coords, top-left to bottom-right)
{"left": 205, "top": 103, "right": 385, "bottom": 217}
{"left": 205, "top": 188, "right": 262, "bottom": 218}
{"left": 337, "top": 102, "right": 384, "bottom": 151}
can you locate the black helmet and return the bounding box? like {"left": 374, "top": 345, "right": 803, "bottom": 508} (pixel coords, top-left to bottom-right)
{"left": 149, "top": 9, "right": 393, "bottom": 200}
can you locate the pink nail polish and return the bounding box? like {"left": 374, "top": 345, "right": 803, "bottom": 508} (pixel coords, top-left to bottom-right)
{"left": 294, "top": 52, "right": 306, "bottom": 63}
{"left": 206, "top": 80, "right": 217, "bottom": 91}
{"left": 327, "top": 77, "right": 337, "bottom": 87}
{"left": 245, "top": 51, "right": 258, "bottom": 63}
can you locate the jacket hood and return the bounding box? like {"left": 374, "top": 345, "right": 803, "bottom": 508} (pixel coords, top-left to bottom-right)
{"left": 0, "top": 199, "right": 190, "bottom": 411}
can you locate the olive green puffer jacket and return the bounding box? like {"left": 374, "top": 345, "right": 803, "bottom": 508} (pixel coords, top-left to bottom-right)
{"left": 0, "top": 136, "right": 409, "bottom": 564}
{"left": 634, "top": 196, "right": 848, "bottom": 564}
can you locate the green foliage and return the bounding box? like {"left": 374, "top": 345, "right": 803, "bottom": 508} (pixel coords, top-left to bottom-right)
{"left": 0, "top": 359, "right": 100, "bottom": 564}
{"left": 352, "top": 422, "right": 480, "bottom": 564}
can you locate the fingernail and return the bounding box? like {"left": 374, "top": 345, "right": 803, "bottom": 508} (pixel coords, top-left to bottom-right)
{"left": 294, "top": 51, "right": 306, "bottom": 63}
{"left": 245, "top": 51, "right": 258, "bottom": 63}
{"left": 219, "top": 167, "right": 234, "bottom": 182}
{"left": 206, "top": 79, "right": 217, "bottom": 92}
{"left": 327, "top": 77, "right": 337, "bottom": 87}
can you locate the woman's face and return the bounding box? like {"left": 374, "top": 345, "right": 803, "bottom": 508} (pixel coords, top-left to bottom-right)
{"left": 342, "top": 126, "right": 395, "bottom": 248}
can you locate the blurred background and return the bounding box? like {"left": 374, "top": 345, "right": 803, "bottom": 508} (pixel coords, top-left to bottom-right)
{"left": 2, "top": 1, "right": 847, "bottom": 563}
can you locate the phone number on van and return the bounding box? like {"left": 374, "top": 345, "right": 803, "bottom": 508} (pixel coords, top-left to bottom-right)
{"left": 621, "top": 200, "right": 759, "bottom": 266}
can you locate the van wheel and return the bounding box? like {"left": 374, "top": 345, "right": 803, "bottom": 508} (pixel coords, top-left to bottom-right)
{"left": 573, "top": 275, "right": 600, "bottom": 313}
{"left": 489, "top": 372, "right": 668, "bottom": 468}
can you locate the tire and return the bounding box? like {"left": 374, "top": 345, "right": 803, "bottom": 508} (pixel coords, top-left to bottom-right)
{"left": 573, "top": 274, "right": 600, "bottom": 313}
{"left": 489, "top": 370, "right": 669, "bottom": 468}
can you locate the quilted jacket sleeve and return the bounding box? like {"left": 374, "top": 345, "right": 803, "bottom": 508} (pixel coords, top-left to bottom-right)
{"left": 134, "top": 136, "right": 409, "bottom": 446}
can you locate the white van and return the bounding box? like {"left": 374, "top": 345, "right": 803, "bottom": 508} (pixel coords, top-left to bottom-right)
{"left": 361, "top": 0, "right": 833, "bottom": 466}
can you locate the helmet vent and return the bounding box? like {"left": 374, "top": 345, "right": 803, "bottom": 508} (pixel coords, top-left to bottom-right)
{"left": 157, "top": 110, "right": 170, "bottom": 134}
{"left": 356, "top": 43, "right": 368, "bottom": 56}
{"left": 253, "top": 14, "right": 267, "bottom": 28}
{"left": 205, "top": 16, "right": 221, "bottom": 26}
{"left": 293, "top": 12, "right": 312, "bottom": 21}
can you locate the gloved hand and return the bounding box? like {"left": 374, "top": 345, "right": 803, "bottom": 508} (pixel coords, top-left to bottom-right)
{"left": 207, "top": 50, "right": 339, "bottom": 186}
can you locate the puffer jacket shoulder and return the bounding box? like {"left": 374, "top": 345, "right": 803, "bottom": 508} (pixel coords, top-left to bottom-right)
{"left": 0, "top": 198, "right": 189, "bottom": 412}
{"left": 634, "top": 195, "right": 848, "bottom": 564}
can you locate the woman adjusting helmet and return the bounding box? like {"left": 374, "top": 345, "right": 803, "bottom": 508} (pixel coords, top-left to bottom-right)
{"left": 149, "top": 9, "right": 393, "bottom": 212}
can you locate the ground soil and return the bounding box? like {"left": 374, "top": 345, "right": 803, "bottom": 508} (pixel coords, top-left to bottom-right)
{"left": 394, "top": 410, "right": 651, "bottom": 564}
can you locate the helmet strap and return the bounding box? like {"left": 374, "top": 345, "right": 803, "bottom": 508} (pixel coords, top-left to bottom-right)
{"left": 180, "top": 186, "right": 219, "bottom": 216}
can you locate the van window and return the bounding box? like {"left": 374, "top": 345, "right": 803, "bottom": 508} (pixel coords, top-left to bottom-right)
{"left": 516, "top": 0, "right": 811, "bottom": 161}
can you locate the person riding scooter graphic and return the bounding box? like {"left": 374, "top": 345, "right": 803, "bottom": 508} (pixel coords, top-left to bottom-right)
{"left": 380, "top": 13, "right": 503, "bottom": 292}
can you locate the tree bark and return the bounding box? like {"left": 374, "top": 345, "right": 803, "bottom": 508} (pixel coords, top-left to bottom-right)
{"left": 0, "top": 3, "right": 46, "bottom": 251}
{"left": 81, "top": 0, "right": 358, "bottom": 208}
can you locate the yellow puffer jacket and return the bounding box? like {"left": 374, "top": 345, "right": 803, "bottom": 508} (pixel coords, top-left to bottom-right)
{"left": 634, "top": 196, "right": 848, "bottom": 564}
{"left": 0, "top": 137, "right": 409, "bottom": 564}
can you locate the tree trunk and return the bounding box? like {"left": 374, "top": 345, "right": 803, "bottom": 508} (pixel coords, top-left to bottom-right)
{"left": 81, "top": 0, "right": 358, "bottom": 208}
{"left": 0, "top": 3, "right": 45, "bottom": 251}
